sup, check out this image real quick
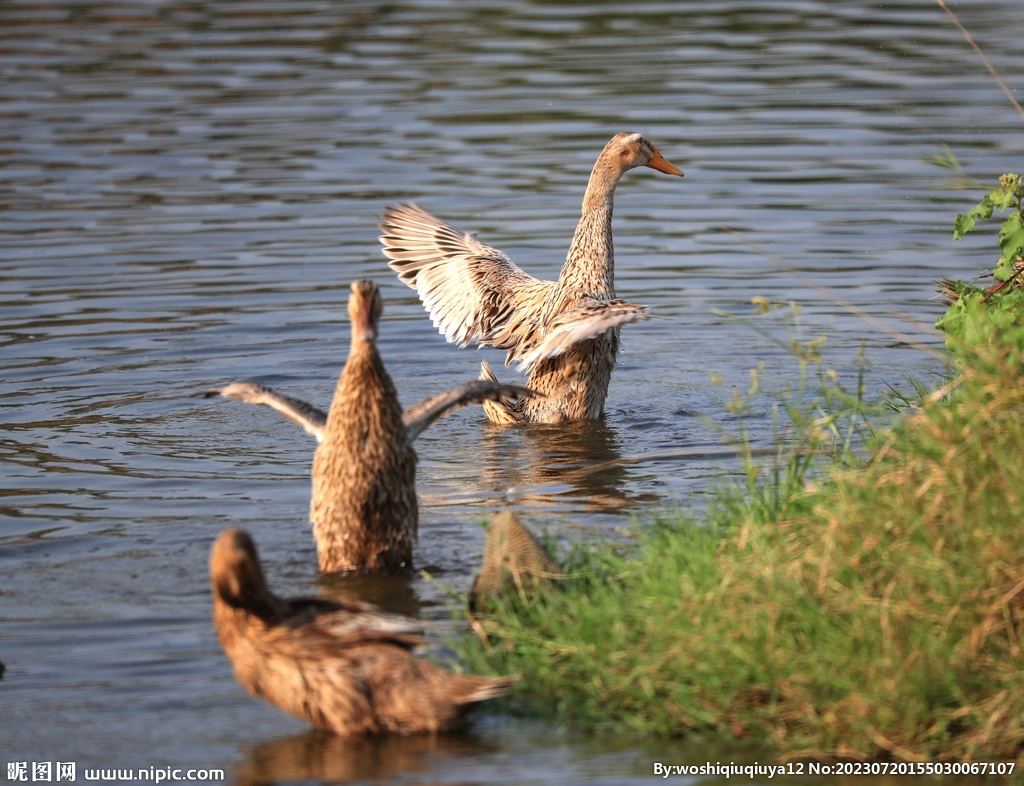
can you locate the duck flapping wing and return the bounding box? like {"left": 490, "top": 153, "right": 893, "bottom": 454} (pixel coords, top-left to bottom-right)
{"left": 199, "top": 377, "right": 538, "bottom": 444}
{"left": 197, "top": 382, "right": 328, "bottom": 442}
{"left": 401, "top": 379, "right": 538, "bottom": 441}
{"left": 514, "top": 297, "right": 650, "bottom": 372}
{"left": 380, "top": 202, "right": 554, "bottom": 363}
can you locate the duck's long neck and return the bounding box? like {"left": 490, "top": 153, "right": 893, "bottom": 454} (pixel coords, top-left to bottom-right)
{"left": 557, "top": 158, "right": 624, "bottom": 298}
{"left": 330, "top": 340, "right": 402, "bottom": 432}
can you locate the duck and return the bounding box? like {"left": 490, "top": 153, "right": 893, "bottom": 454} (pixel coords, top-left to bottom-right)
{"left": 468, "top": 511, "right": 562, "bottom": 609}
{"left": 210, "top": 528, "right": 513, "bottom": 735}
{"left": 379, "top": 132, "right": 683, "bottom": 424}
{"left": 199, "top": 280, "right": 536, "bottom": 573}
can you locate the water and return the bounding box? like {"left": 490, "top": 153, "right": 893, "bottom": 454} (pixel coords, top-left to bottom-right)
{"left": 2, "top": 0, "right": 1021, "bottom": 782}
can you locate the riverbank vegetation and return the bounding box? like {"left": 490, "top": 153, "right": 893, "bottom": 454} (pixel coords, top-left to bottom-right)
{"left": 458, "top": 177, "right": 1024, "bottom": 762}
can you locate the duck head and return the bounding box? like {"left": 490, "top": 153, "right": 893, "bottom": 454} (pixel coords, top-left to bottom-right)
{"left": 582, "top": 133, "right": 683, "bottom": 211}
{"left": 604, "top": 132, "right": 683, "bottom": 177}
{"left": 210, "top": 528, "right": 280, "bottom": 623}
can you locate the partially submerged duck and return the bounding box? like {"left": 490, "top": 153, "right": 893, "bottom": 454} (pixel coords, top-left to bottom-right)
{"left": 210, "top": 528, "right": 513, "bottom": 735}
{"left": 380, "top": 132, "right": 683, "bottom": 424}
{"left": 200, "top": 280, "right": 536, "bottom": 573}
{"left": 469, "top": 511, "right": 562, "bottom": 609}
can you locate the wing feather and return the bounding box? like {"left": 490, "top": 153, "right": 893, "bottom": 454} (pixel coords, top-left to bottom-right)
{"left": 515, "top": 298, "right": 650, "bottom": 372}
{"left": 197, "top": 382, "right": 327, "bottom": 442}
{"left": 380, "top": 202, "right": 553, "bottom": 357}
{"left": 401, "top": 379, "right": 538, "bottom": 441}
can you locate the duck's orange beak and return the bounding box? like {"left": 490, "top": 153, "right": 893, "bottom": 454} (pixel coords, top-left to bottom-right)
{"left": 646, "top": 148, "right": 684, "bottom": 177}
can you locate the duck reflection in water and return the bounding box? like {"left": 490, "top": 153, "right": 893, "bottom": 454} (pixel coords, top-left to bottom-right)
{"left": 478, "top": 417, "right": 659, "bottom": 513}
{"left": 210, "top": 528, "right": 513, "bottom": 736}
{"left": 234, "top": 728, "right": 495, "bottom": 785}
{"left": 199, "top": 280, "right": 536, "bottom": 574}
{"left": 316, "top": 568, "right": 421, "bottom": 620}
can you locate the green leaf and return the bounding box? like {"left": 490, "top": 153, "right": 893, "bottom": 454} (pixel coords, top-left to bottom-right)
{"left": 935, "top": 292, "right": 970, "bottom": 336}
{"left": 953, "top": 213, "right": 976, "bottom": 240}
{"left": 955, "top": 204, "right": 995, "bottom": 237}
{"left": 936, "top": 286, "right": 1024, "bottom": 354}
{"left": 973, "top": 202, "right": 995, "bottom": 221}
{"left": 996, "top": 213, "right": 1024, "bottom": 278}
{"left": 988, "top": 186, "right": 1017, "bottom": 211}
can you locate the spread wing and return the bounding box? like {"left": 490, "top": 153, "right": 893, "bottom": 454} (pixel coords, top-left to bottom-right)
{"left": 514, "top": 298, "right": 650, "bottom": 372}
{"left": 198, "top": 378, "right": 538, "bottom": 444}
{"left": 401, "top": 379, "right": 539, "bottom": 441}
{"left": 196, "top": 382, "right": 327, "bottom": 442}
{"left": 380, "top": 202, "right": 553, "bottom": 361}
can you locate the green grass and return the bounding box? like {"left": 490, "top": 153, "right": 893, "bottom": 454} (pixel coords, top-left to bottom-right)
{"left": 459, "top": 327, "right": 1024, "bottom": 761}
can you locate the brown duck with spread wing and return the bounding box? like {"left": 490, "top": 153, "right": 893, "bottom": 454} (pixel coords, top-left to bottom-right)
{"left": 199, "top": 280, "right": 536, "bottom": 573}
{"left": 210, "top": 528, "right": 513, "bottom": 735}
{"left": 380, "top": 132, "right": 683, "bottom": 424}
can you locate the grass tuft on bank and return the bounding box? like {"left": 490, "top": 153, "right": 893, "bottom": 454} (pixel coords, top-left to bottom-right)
{"left": 459, "top": 321, "right": 1024, "bottom": 761}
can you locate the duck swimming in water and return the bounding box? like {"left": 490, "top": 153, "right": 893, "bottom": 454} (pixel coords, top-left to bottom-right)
{"left": 210, "top": 528, "right": 513, "bottom": 735}
{"left": 380, "top": 132, "right": 683, "bottom": 424}
{"left": 200, "top": 280, "right": 536, "bottom": 573}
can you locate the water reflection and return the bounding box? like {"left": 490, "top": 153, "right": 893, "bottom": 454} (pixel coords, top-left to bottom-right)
{"left": 479, "top": 419, "right": 663, "bottom": 513}
{"left": 317, "top": 569, "right": 422, "bottom": 618}
{"left": 234, "top": 728, "right": 492, "bottom": 785}
{"left": 232, "top": 718, "right": 809, "bottom": 786}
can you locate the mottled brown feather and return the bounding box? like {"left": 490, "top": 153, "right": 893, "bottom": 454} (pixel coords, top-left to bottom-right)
{"left": 469, "top": 512, "right": 562, "bottom": 607}
{"left": 380, "top": 132, "right": 682, "bottom": 423}
{"left": 311, "top": 281, "right": 416, "bottom": 573}
{"left": 198, "top": 280, "right": 536, "bottom": 573}
{"left": 211, "top": 528, "right": 513, "bottom": 736}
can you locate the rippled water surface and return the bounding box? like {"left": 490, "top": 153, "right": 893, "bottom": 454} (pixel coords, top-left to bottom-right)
{"left": 2, "top": 1, "right": 1022, "bottom": 782}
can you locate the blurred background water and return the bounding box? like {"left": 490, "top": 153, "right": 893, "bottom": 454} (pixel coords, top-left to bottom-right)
{"left": 1, "top": 0, "right": 1021, "bottom": 782}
